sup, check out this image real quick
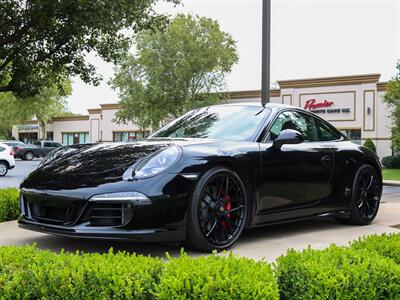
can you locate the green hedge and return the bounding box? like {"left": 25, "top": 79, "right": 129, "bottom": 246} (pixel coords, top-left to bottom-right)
{"left": 0, "top": 188, "right": 19, "bottom": 222}
{"left": 155, "top": 252, "right": 278, "bottom": 299}
{"left": 0, "top": 246, "right": 279, "bottom": 300}
{"left": 275, "top": 245, "right": 400, "bottom": 300}
{"left": 382, "top": 154, "right": 400, "bottom": 169}
{"left": 351, "top": 233, "right": 400, "bottom": 264}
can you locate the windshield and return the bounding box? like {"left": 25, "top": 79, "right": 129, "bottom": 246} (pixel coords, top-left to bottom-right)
{"left": 151, "top": 105, "right": 270, "bottom": 141}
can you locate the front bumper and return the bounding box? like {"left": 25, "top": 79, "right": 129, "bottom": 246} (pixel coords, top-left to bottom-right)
{"left": 18, "top": 217, "right": 186, "bottom": 242}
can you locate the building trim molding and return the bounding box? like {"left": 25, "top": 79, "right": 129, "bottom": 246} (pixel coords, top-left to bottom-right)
{"left": 277, "top": 74, "right": 381, "bottom": 89}
{"left": 228, "top": 89, "right": 280, "bottom": 99}
{"left": 52, "top": 115, "right": 89, "bottom": 122}
{"left": 377, "top": 82, "right": 387, "bottom": 92}
{"left": 100, "top": 103, "right": 120, "bottom": 110}
{"left": 88, "top": 108, "right": 102, "bottom": 114}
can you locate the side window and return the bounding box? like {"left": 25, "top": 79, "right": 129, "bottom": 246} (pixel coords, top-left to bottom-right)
{"left": 314, "top": 118, "right": 342, "bottom": 141}
{"left": 268, "top": 111, "right": 317, "bottom": 142}
{"left": 44, "top": 142, "right": 52, "bottom": 147}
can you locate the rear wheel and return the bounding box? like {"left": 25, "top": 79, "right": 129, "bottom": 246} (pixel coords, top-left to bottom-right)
{"left": 185, "top": 167, "right": 248, "bottom": 252}
{"left": 336, "top": 165, "right": 382, "bottom": 225}
{"left": 0, "top": 162, "right": 8, "bottom": 177}
{"left": 24, "top": 152, "right": 34, "bottom": 161}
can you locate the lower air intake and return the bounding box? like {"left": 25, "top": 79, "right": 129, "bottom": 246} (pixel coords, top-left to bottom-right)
{"left": 89, "top": 202, "right": 134, "bottom": 227}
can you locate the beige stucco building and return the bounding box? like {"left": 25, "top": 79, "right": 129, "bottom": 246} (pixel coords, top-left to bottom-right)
{"left": 12, "top": 73, "right": 392, "bottom": 158}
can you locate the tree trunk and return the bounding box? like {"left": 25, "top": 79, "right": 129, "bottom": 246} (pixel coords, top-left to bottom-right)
{"left": 39, "top": 120, "right": 46, "bottom": 140}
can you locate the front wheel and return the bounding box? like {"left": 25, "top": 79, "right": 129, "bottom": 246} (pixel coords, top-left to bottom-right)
{"left": 185, "top": 167, "right": 248, "bottom": 252}
{"left": 0, "top": 162, "right": 8, "bottom": 177}
{"left": 337, "top": 164, "right": 382, "bottom": 225}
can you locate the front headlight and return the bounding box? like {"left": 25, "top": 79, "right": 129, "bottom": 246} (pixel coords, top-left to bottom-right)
{"left": 90, "top": 191, "right": 152, "bottom": 205}
{"left": 134, "top": 146, "right": 182, "bottom": 179}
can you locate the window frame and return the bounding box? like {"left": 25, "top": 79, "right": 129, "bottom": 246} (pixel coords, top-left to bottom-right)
{"left": 61, "top": 132, "right": 90, "bottom": 146}
{"left": 261, "top": 108, "right": 347, "bottom": 143}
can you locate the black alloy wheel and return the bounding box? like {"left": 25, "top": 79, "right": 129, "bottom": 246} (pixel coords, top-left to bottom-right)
{"left": 186, "top": 167, "right": 248, "bottom": 252}
{"left": 338, "top": 164, "right": 382, "bottom": 225}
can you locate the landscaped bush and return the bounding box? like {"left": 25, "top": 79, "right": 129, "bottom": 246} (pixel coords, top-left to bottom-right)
{"left": 155, "top": 252, "right": 279, "bottom": 300}
{"left": 0, "top": 188, "right": 19, "bottom": 222}
{"left": 0, "top": 246, "right": 279, "bottom": 300}
{"left": 1, "top": 233, "right": 400, "bottom": 299}
{"left": 363, "top": 138, "right": 377, "bottom": 153}
{"left": 275, "top": 245, "right": 400, "bottom": 300}
{"left": 351, "top": 233, "right": 400, "bottom": 264}
{"left": 382, "top": 154, "right": 400, "bottom": 168}
{"left": 0, "top": 245, "right": 164, "bottom": 299}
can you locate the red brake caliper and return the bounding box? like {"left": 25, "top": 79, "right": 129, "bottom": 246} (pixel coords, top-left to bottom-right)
{"left": 219, "top": 189, "right": 232, "bottom": 230}
{"left": 225, "top": 193, "right": 232, "bottom": 219}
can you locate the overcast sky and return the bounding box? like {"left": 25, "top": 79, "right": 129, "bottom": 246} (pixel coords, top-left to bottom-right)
{"left": 67, "top": 0, "right": 400, "bottom": 114}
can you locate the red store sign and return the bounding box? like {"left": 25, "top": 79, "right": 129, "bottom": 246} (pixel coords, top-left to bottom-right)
{"left": 303, "top": 99, "right": 334, "bottom": 110}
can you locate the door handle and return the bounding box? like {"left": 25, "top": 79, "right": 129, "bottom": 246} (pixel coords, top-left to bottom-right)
{"left": 321, "top": 155, "right": 333, "bottom": 165}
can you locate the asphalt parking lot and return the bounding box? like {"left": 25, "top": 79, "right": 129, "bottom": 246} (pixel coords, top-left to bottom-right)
{"left": 0, "top": 159, "right": 40, "bottom": 188}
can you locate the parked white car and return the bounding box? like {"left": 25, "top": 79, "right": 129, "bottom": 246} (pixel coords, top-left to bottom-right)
{"left": 0, "top": 143, "right": 15, "bottom": 176}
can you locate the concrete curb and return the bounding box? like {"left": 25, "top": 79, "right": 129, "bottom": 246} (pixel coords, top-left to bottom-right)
{"left": 383, "top": 180, "right": 400, "bottom": 187}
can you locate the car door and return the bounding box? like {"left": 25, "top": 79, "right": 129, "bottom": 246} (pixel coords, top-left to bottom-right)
{"left": 42, "top": 142, "right": 54, "bottom": 155}
{"left": 257, "top": 110, "right": 334, "bottom": 216}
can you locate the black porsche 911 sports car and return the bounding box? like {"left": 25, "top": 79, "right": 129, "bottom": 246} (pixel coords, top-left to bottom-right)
{"left": 19, "top": 103, "right": 382, "bottom": 252}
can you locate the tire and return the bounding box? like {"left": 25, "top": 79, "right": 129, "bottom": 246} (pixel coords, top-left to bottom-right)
{"left": 24, "top": 152, "right": 34, "bottom": 161}
{"left": 0, "top": 162, "right": 8, "bottom": 177}
{"left": 336, "top": 164, "right": 382, "bottom": 225}
{"left": 185, "top": 166, "right": 249, "bottom": 252}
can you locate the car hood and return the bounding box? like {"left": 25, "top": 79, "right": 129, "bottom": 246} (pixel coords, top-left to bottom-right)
{"left": 20, "top": 138, "right": 217, "bottom": 190}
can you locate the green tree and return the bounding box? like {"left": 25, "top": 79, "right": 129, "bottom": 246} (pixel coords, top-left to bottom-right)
{"left": 383, "top": 62, "right": 400, "bottom": 151}
{"left": 0, "top": 0, "right": 179, "bottom": 98}
{"left": 0, "top": 93, "right": 26, "bottom": 139}
{"left": 110, "top": 14, "right": 239, "bottom": 130}
{"left": 363, "top": 138, "right": 376, "bottom": 153}
{"left": 0, "top": 80, "right": 72, "bottom": 140}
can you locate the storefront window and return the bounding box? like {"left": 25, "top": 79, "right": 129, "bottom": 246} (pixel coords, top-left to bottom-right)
{"left": 46, "top": 132, "right": 54, "bottom": 141}
{"left": 340, "top": 129, "right": 361, "bottom": 145}
{"left": 62, "top": 132, "right": 89, "bottom": 145}
{"left": 113, "top": 131, "right": 149, "bottom": 142}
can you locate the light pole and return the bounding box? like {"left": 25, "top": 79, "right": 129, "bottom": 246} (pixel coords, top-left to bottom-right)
{"left": 261, "top": 0, "right": 271, "bottom": 106}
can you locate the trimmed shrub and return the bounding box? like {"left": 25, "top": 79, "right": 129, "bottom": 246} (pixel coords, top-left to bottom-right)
{"left": 0, "top": 246, "right": 279, "bottom": 300}
{"left": 363, "top": 138, "right": 376, "bottom": 153}
{"left": 0, "top": 188, "right": 19, "bottom": 222}
{"left": 275, "top": 245, "right": 400, "bottom": 300}
{"left": 156, "top": 253, "right": 279, "bottom": 299}
{"left": 156, "top": 252, "right": 279, "bottom": 300}
{"left": 0, "top": 245, "right": 163, "bottom": 299}
{"left": 351, "top": 233, "right": 400, "bottom": 264}
{"left": 382, "top": 154, "right": 400, "bottom": 169}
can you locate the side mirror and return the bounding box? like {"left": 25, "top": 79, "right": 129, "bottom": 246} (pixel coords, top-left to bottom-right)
{"left": 273, "top": 129, "right": 304, "bottom": 149}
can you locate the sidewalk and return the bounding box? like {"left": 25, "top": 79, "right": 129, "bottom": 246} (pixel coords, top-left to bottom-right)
{"left": 383, "top": 180, "right": 400, "bottom": 187}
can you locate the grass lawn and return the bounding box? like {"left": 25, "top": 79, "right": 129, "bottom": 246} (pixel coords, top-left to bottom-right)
{"left": 382, "top": 168, "right": 400, "bottom": 181}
